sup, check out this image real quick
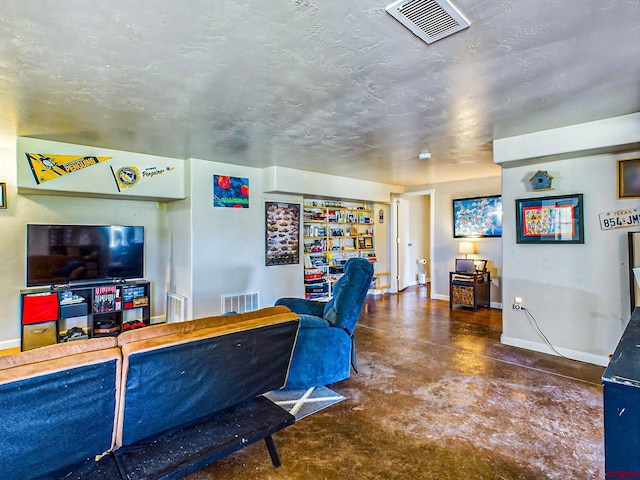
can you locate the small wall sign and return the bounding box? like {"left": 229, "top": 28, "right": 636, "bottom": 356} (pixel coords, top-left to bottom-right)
{"left": 599, "top": 207, "right": 640, "bottom": 230}
{"left": 379, "top": 209, "right": 384, "bottom": 223}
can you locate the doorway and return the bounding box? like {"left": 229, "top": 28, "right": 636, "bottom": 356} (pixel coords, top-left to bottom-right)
{"left": 392, "top": 191, "right": 434, "bottom": 293}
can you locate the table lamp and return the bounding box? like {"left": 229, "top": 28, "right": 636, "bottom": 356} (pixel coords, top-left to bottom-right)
{"left": 458, "top": 241, "right": 476, "bottom": 259}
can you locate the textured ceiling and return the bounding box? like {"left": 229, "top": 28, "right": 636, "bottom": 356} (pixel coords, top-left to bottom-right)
{"left": 0, "top": 0, "right": 639, "bottom": 186}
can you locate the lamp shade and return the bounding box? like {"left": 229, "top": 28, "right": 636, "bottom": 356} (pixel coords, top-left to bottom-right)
{"left": 458, "top": 241, "right": 476, "bottom": 255}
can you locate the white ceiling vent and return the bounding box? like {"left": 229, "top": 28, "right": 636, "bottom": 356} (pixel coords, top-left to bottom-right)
{"left": 386, "top": 0, "right": 470, "bottom": 44}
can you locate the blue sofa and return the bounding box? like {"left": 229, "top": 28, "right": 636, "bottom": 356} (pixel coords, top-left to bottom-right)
{"left": 276, "top": 257, "right": 374, "bottom": 388}
{"left": 0, "top": 306, "right": 300, "bottom": 480}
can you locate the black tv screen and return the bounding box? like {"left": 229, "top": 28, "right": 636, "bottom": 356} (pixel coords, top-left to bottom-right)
{"left": 26, "top": 224, "right": 144, "bottom": 287}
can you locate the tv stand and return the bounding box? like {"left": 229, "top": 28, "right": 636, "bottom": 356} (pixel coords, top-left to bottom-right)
{"left": 20, "top": 279, "right": 153, "bottom": 351}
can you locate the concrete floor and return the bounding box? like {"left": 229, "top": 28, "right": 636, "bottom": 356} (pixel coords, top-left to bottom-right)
{"left": 186, "top": 287, "right": 606, "bottom": 480}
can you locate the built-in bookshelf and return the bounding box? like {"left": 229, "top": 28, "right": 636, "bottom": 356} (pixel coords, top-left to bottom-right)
{"left": 303, "top": 199, "right": 377, "bottom": 300}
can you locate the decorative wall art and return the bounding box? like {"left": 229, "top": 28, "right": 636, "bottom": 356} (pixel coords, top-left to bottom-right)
{"left": 529, "top": 170, "right": 554, "bottom": 191}
{"left": 265, "top": 202, "right": 300, "bottom": 266}
{"left": 599, "top": 207, "right": 640, "bottom": 230}
{"left": 25, "top": 153, "right": 112, "bottom": 184}
{"left": 111, "top": 165, "right": 176, "bottom": 191}
{"left": 515, "top": 194, "right": 584, "bottom": 244}
{"left": 618, "top": 158, "right": 640, "bottom": 198}
{"left": 0, "top": 182, "right": 6, "bottom": 209}
{"left": 213, "top": 175, "right": 249, "bottom": 208}
{"left": 452, "top": 195, "right": 502, "bottom": 238}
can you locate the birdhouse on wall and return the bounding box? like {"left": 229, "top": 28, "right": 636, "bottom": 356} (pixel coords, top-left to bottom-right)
{"left": 529, "top": 170, "right": 554, "bottom": 191}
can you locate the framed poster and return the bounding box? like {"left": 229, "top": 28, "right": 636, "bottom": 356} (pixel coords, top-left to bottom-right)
{"left": 618, "top": 158, "right": 640, "bottom": 198}
{"left": 452, "top": 195, "right": 502, "bottom": 238}
{"left": 515, "top": 194, "right": 584, "bottom": 244}
{"left": 213, "top": 175, "right": 249, "bottom": 208}
{"left": 265, "top": 202, "right": 300, "bottom": 266}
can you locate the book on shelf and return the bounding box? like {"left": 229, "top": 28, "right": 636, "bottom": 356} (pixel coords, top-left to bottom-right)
{"left": 93, "top": 285, "right": 119, "bottom": 314}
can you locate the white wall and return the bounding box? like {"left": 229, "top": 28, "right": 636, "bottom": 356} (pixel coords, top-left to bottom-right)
{"left": 263, "top": 166, "right": 403, "bottom": 203}
{"left": 0, "top": 140, "right": 170, "bottom": 349}
{"left": 495, "top": 113, "right": 640, "bottom": 366}
{"left": 172, "top": 159, "right": 303, "bottom": 318}
{"left": 427, "top": 177, "right": 503, "bottom": 307}
{"left": 500, "top": 151, "right": 640, "bottom": 365}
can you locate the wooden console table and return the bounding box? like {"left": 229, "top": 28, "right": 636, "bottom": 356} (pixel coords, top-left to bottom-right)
{"left": 449, "top": 271, "right": 490, "bottom": 310}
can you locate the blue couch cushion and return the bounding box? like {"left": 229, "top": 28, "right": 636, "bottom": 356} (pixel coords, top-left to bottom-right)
{"left": 284, "top": 326, "right": 351, "bottom": 388}
{"left": 119, "top": 320, "right": 299, "bottom": 446}
{"left": 298, "top": 314, "right": 331, "bottom": 328}
{"left": 0, "top": 361, "right": 118, "bottom": 480}
{"left": 324, "top": 258, "right": 374, "bottom": 334}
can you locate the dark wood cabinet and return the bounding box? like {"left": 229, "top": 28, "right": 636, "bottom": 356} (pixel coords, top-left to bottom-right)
{"left": 449, "top": 271, "right": 490, "bottom": 310}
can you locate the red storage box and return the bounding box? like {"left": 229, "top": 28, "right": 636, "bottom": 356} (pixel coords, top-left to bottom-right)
{"left": 22, "top": 292, "right": 59, "bottom": 325}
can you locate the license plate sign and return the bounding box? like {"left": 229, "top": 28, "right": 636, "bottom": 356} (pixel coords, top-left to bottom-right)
{"left": 599, "top": 208, "right": 640, "bottom": 230}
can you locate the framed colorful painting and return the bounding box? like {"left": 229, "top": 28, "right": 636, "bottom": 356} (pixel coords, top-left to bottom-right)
{"left": 515, "top": 194, "right": 584, "bottom": 244}
{"left": 452, "top": 195, "right": 502, "bottom": 238}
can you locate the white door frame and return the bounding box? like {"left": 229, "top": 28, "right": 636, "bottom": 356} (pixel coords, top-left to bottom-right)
{"left": 390, "top": 189, "right": 435, "bottom": 294}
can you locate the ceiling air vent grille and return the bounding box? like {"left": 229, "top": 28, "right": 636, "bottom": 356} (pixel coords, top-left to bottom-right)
{"left": 386, "top": 0, "right": 470, "bottom": 44}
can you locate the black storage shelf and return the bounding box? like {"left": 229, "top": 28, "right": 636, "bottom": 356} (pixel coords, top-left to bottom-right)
{"left": 20, "top": 280, "right": 151, "bottom": 351}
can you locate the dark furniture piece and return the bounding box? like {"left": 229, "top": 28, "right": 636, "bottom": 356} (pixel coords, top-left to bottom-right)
{"left": 449, "top": 271, "right": 490, "bottom": 310}
{"left": 602, "top": 308, "right": 640, "bottom": 472}
{"left": 1, "top": 307, "right": 300, "bottom": 480}
{"left": 112, "top": 396, "right": 293, "bottom": 480}
{"left": 20, "top": 280, "right": 151, "bottom": 350}
{"left": 628, "top": 231, "right": 640, "bottom": 314}
{"left": 276, "top": 257, "right": 374, "bottom": 388}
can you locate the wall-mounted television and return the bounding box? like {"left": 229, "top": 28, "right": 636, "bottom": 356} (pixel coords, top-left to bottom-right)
{"left": 26, "top": 224, "right": 144, "bottom": 287}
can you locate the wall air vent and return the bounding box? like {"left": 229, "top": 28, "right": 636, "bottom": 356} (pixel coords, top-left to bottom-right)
{"left": 386, "top": 0, "right": 470, "bottom": 45}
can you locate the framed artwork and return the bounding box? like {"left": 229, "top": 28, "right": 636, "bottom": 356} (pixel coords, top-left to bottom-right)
{"left": 452, "top": 195, "right": 502, "bottom": 238}
{"left": 265, "top": 202, "right": 300, "bottom": 266}
{"left": 515, "top": 194, "right": 584, "bottom": 244}
{"left": 0, "top": 183, "right": 5, "bottom": 209}
{"left": 618, "top": 158, "right": 640, "bottom": 198}
{"left": 213, "top": 175, "right": 249, "bottom": 208}
{"left": 358, "top": 238, "right": 366, "bottom": 249}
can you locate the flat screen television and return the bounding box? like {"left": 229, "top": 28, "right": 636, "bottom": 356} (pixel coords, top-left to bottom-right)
{"left": 26, "top": 224, "right": 144, "bottom": 287}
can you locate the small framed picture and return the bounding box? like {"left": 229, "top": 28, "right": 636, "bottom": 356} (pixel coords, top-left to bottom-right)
{"left": 0, "top": 183, "right": 6, "bottom": 209}
{"left": 364, "top": 237, "right": 373, "bottom": 248}
{"left": 358, "top": 238, "right": 366, "bottom": 249}
{"left": 618, "top": 158, "right": 640, "bottom": 198}
{"left": 347, "top": 213, "right": 356, "bottom": 223}
{"left": 515, "top": 194, "right": 584, "bottom": 244}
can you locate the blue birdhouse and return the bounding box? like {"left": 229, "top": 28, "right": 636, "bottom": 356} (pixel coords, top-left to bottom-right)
{"left": 529, "top": 170, "right": 554, "bottom": 191}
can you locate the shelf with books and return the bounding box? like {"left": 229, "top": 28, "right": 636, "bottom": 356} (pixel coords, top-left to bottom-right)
{"left": 302, "top": 200, "right": 378, "bottom": 300}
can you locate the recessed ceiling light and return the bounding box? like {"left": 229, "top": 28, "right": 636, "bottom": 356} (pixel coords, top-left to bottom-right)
{"left": 418, "top": 151, "right": 432, "bottom": 160}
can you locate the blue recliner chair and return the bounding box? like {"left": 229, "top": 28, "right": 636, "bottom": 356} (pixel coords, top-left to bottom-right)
{"left": 275, "top": 257, "right": 374, "bottom": 389}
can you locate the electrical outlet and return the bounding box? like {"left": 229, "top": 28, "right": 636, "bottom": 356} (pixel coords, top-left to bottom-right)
{"left": 513, "top": 296, "right": 523, "bottom": 310}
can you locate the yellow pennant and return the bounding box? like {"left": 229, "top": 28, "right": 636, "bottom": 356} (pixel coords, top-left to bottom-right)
{"left": 26, "top": 153, "right": 112, "bottom": 184}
